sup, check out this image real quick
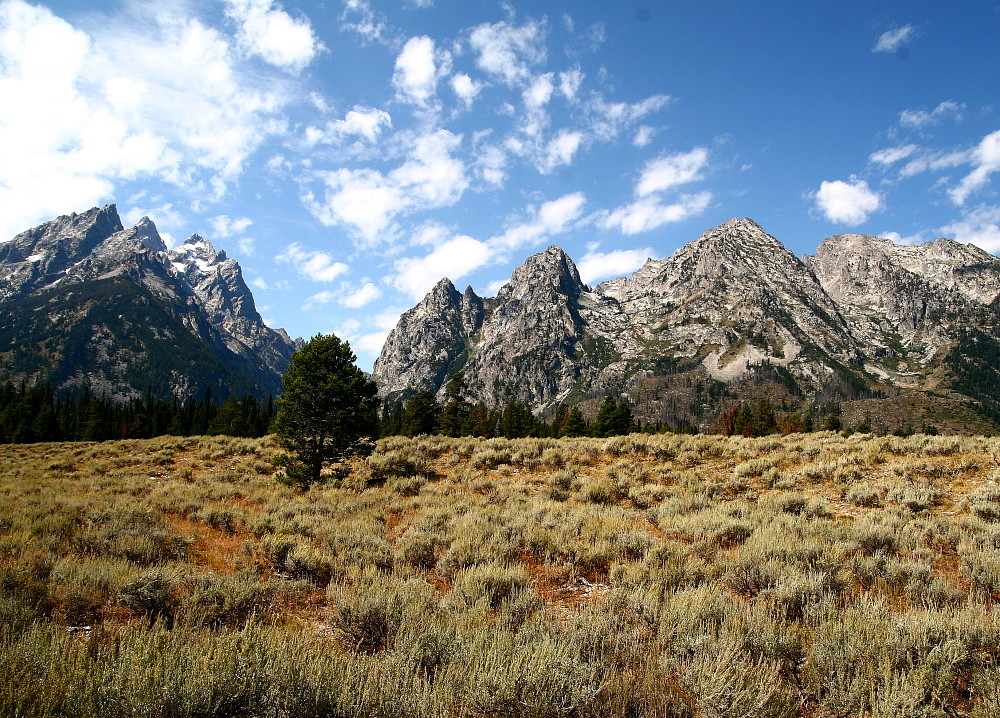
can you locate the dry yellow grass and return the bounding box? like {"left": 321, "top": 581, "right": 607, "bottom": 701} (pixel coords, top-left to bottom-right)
{"left": 4, "top": 431, "right": 1000, "bottom": 716}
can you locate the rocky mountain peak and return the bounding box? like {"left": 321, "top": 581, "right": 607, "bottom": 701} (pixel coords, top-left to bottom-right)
{"left": 133, "top": 216, "right": 167, "bottom": 253}
{"left": 499, "top": 245, "right": 586, "bottom": 300}
{"left": 0, "top": 205, "right": 295, "bottom": 402}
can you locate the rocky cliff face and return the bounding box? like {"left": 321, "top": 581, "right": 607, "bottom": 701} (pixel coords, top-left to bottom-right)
{"left": 374, "top": 218, "right": 1000, "bottom": 429}
{"left": 0, "top": 205, "right": 294, "bottom": 402}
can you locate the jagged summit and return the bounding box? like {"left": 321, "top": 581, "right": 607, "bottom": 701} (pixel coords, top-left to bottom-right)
{"left": 375, "top": 217, "right": 1000, "bottom": 432}
{"left": 0, "top": 206, "right": 295, "bottom": 402}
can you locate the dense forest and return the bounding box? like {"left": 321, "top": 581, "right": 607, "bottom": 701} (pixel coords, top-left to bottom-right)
{"left": 0, "top": 383, "right": 275, "bottom": 443}
{"left": 1, "top": 368, "right": 904, "bottom": 446}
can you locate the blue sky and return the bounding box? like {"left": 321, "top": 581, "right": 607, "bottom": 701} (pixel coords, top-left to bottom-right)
{"left": 1, "top": 0, "right": 998, "bottom": 369}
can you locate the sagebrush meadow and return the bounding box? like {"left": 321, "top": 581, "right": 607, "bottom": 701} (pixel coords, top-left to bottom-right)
{"left": 4, "top": 431, "right": 1000, "bottom": 716}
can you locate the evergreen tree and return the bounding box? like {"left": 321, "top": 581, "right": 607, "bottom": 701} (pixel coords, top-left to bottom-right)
{"left": 592, "top": 395, "right": 632, "bottom": 437}
{"left": 498, "top": 401, "right": 539, "bottom": 438}
{"left": 401, "top": 390, "right": 440, "bottom": 436}
{"left": 271, "top": 334, "right": 379, "bottom": 487}
{"left": 438, "top": 372, "right": 471, "bottom": 437}
{"left": 561, "top": 406, "right": 588, "bottom": 437}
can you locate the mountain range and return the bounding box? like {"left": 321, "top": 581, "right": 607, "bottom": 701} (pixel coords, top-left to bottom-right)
{"left": 0, "top": 205, "right": 295, "bottom": 402}
{"left": 374, "top": 218, "right": 1000, "bottom": 433}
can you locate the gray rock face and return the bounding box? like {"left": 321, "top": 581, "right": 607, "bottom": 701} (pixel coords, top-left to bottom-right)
{"left": 374, "top": 218, "right": 1000, "bottom": 424}
{"left": 0, "top": 205, "right": 294, "bottom": 401}
{"left": 804, "top": 233, "right": 1000, "bottom": 381}
{"left": 167, "top": 235, "right": 292, "bottom": 377}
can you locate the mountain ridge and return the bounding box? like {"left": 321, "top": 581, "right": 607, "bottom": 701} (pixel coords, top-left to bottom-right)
{"left": 375, "top": 218, "right": 1000, "bottom": 432}
{"left": 0, "top": 205, "right": 295, "bottom": 402}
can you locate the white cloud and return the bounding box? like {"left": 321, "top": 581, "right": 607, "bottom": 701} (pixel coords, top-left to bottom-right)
{"left": 523, "top": 72, "right": 555, "bottom": 108}
{"left": 872, "top": 25, "right": 917, "bottom": 54}
{"left": 394, "top": 235, "right": 492, "bottom": 299}
{"left": 558, "top": 66, "right": 584, "bottom": 101}
{"left": 390, "top": 129, "right": 467, "bottom": 206}
{"left": 225, "top": 0, "right": 320, "bottom": 72}
{"left": 869, "top": 144, "right": 918, "bottom": 166}
{"left": 486, "top": 278, "right": 507, "bottom": 295}
{"left": 450, "top": 73, "right": 481, "bottom": 107}
{"left": 494, "top": 192, "right": 586, "bottom": 249}
{"left": 950, "top": 130, "right": 1000, "bottom": 206}
{"left": 236, "top": 237, "right": 256, "bottom": 255}
{"left": 344, "top": 307, "right": 405, "bottom": 357}
{"left": 302, "top": 289, "right": 335, "bottom": 310}
{"left": 468, "top": 19, "right": 546, "bottom": 86}
{"left": 306, "top": 106, "right": 391, "bottom": 144}
{"left": 878, "top": 230, "right": 925, "bottom": 246}
{"left": 474, "top": 143, "right": 508, "bottom": 186}
{"left": 577, "top": 246, "right": 655, "bottom": 284}
{"left": 899, "top": 148, "right": 970, "bottom": 178}
{"left": 636, "top": 147, "right": 709, "bottom": 196}
{"left": 587, "top": 94, "right": 670, "bottom": 141}
{"left": 410, "top": 221, "right": 451, "bottom": 246}
{"left": 302, "top": 280, "right": 380, "bottom": 309}
{"left": 304, "top": 129, "right": 468, "bottom": 242}
{"left": 393, "top": 35, "right": 450, "bottom": 105}
{"left": 632, "top": 125, "right": 655, "bottom": 147}
{"left": 599, "top": 192, "right": 712, "bottom": 235}
{"left": 899, "top": 100, "right": 965, "bottom": 129}
{"left": 276, "top": 242, "right": 349, "bottom": 282}
{"left": 209, "top": 214, "right": 253, "bottom": 237}
{"left": 540, "top": 130, "right": 584, "bottom": 172}
{"left": 251, "top": 277, "right": 269, "bottom": 290}
{"left": 339, "top": 0, "right": 389, "bottom": 45}
{"left": 813, "top": 178, "right": 883, "bottom": 225}
{"left": 939, "top": 205, "right": 1000, "bottom": 253}
{"left": 0, "top": 0, "right": 295, "bottom": 240}
{"left": 341, "top": 281, "right": 381, "bottom": 308}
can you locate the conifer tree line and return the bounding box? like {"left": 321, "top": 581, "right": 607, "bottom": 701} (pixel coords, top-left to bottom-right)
{"left": 0, "top": 383, "right": 274, "bottom": 444}
{"left": 378, "top": 372, "right": 639, "bottom": 439}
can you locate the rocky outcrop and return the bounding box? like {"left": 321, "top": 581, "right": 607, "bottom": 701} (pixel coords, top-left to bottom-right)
{"left": 0, "top": 205, "right": 295, "bottom": 402}
{"left": 375, "top": 218, "right": 1000, "bottom": 427}
{"left": 804, "top": 234, "right": 1000, "bottom": 381}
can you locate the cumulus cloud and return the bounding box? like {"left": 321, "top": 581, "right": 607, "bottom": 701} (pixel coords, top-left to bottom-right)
{"left": 468, "top": 19, "right": 546, "bottom": 86}
{"left": 576, "top": 246, "right": 655, "bottom": 284}
{"left": 950, "top": 130, "right": 1000, "bottom": 206}
{"left": 341, "top": 281, "right": 382, "bottom": 308}
{"left": 493, "top": 192, "right": 586, "bottom": 249}
{"left": 872, "top": 24, "right": 917, "bottom": 54}
{"left": 303, "top": 129, "right": 468, "bottom": 242}
{"left": 450, "top": 73, "right": 481, "bottom": 107}
{"left": 939, "top": 206, "right": 1000, "bottom": 253}
{"left": 209, "top": 214, "right": 253, "bottom": 237}
{"left": 341, "top": 307, "right": 406, "bottom": 358}
{"left": 0, "top": 0, "right": 295, "bottom": 240}
{"left": 339, "top": 0, "right": 389, "bottom": 45}
{"left": 539, "top": 130, "right": 584, "bottom": 173}
{"left": 225, "top": 0, "right": 320, "bottom": 72}
{"left": 393, "top": 235, "right": 492, "bottom": 299}
{"left": 869, "top": 144, "right": 918, "bottom": 166}
{"left": 305, "top": 106, "right": 392, "bottom": 144}
{"left": 276, "top": 242, "right": 349, "bottom": 282}
{"left": 393, "top": 35, "right": 450, "bottom": 105}
{"left": 636, "top": 147, "right": 710, "bottom": 196}
{"left": 813, "top": 178, "right": 883, "bottom": 225}
{"left": 599, "top": 192, "right": 712, "bottom": 235}
{"left": 899, "top": 100, "right": 965, "bottom": 129}
{"left": 523, "top": 72, "right": 555, "bottom": 108}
